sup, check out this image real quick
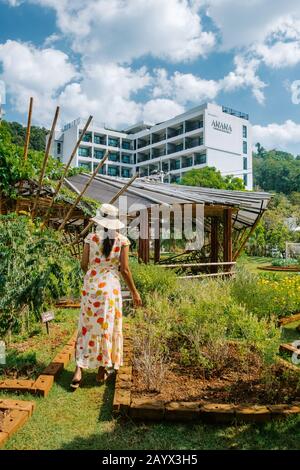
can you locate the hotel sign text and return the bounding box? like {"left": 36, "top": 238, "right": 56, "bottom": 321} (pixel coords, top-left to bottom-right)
{"left": 211, "top": 120, "right": 232, "bottom": 134}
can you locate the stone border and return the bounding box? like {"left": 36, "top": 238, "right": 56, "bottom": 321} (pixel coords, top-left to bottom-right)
{"left": 0, "top": 330, "right": 77, "bottom": 397}
{"left": 0, "top": 399, "right": 35, "bottom": 448}
{"left": 113, "top": 327, "right": 300, "bottom": 424}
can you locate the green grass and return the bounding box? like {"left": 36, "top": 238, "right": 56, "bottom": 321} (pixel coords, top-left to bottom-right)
{"left": 2, "top": 358, "right": 300, "bottom": 450}
{"left": 1, "top": 260, "right": 300, "bottom": 450}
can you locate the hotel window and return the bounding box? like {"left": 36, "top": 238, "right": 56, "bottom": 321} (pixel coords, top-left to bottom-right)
{"left": 108, "top": 137, "right": 119, "bottom": 147}
{"left": 122, "top": 141, "right": 131, "bottom": 150}
{"left": 121, "top": 154, "right": 131, "bottom": 164}
{"left": 94, "top": 135, "right": 105, "bottom": 145}
{"left": 107, "top": 166, "right": 120, "bottom": 176}
{"left": 243, "top": 125, "right": 247, "bottom": 139}
{"left": 243, "top": 157, "right": 248, "bottom": 170}
{"left": 121, "top": 167, "right": 132, "bottom": 178}
{"left": 243, "top": 174, "right": 248, "bottom": 186}
{"left": 97, "top": 165, "right": 106, "bottom": 175}
{"left": 82, "top": 132, "right": 92, "bottom": 143}
{"left": 170, "top": 159, "right": 181, "bottom": 171}
{"left": 194, "top": 153, "right": 206, "bottom": 165}
{"left": 94, "top": 149, "right": 104, "bottom": 159}
{"left": 78, "top": 161, "right": 91, "bottom": 171}
{"left": 57, "top": 142, "right": 61, "bottom": 155}
{"left": 108, "top": 152, "right": 119, "bottom": 162}
{"left": 243, "top": 141, "right": 247, "bottom": 154}
{"left": 78, "top": 147, "right": 90, "bottom": 157}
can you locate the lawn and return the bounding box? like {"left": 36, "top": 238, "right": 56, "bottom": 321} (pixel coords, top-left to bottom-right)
{"left": 1, "top": 258, "right": 300, "bottom": 451}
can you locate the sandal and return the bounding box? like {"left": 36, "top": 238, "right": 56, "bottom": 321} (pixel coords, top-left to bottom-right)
{"left": 96, "top": 367, "right": 116, "bottom": 384}
{"left": 70, "top": 378, "right": 82, "bottom": 390}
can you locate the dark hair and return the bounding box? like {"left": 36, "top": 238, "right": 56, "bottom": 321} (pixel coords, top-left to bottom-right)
{"left": 102, "top": 227, "right": 115, "bottom": 258}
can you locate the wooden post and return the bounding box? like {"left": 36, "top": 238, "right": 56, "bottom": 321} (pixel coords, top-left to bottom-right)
{"left": 31, "top": 106, "right": 60, "bottom": 218}
{"left": 41, "top": 115, "right": 93, "bottom": 227}
{"left": 23, "top": 97, "right": 33, "bottom": 162}
{"left": 223, "top": 208, "right": 232, "bottom": 272}
{"left": 154, "top": 210, "right": 161, "bottom": 263}
{"left": 58, "top": 151, "right": 108, "bottom": 231}
{"left": 210, "top": 217, "right": 219, "bottom": 273}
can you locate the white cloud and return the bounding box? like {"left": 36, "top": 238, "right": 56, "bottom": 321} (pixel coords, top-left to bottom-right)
{"left": 222, "top": 55, "right": 267, "bottom": 104}
{"left": 0, "top": 40, "right": 77, "bottom": 123}
{"left": 256, "top": 41, "right": 300, "bottom": 68}
{"left": 291, "top": 80, "right": 300, "bottom": 105}
{"left": 253, "top": 120, "right": 300, "bottom": 150}
{"left": 153, "top": 68, "right": 220, "bottom": 104}
{"left": 141, "top": 99, "right": 184, "bottom": 124}
{"left": 25, "top": 0, "right": 215, "bottom": 63}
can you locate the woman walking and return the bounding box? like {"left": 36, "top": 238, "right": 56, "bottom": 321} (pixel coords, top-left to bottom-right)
{"left": 71, "top": 204, "right": 142, "bottom": 388}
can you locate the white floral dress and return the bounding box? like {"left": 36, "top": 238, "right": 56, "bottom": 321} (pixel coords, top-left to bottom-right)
{"left": 75, "top": 231, "right": 130, "bottom": 370}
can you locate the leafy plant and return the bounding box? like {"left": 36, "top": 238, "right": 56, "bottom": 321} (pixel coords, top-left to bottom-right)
{"left": 0, "top": 214, "right": 82, "bottom": 336}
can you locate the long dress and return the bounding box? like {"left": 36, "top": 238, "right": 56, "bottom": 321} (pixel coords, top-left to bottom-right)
{"left": 75, "top": 230, "right": 130, "bottom": 370}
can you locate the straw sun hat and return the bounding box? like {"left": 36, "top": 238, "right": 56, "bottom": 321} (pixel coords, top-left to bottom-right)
{"left": 91, "top": 203, "right": 125, "bottom": 230}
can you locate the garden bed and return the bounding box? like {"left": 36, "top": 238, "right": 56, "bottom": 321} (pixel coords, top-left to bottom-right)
{"left": 132, "top": 344, "right": 300, "bottom": 405}
{"left": 0, "top": 308, "right": 78, "bottom": 381}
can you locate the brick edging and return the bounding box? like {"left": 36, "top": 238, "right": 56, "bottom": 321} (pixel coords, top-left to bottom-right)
{"left": 113, "top": 327, "right": 300, "bottom": 424}
{"left": 0, "top": 399, "right": 35, "bottom": 448}
{"left": 0, "top": 330, "right": 77, "bottom": 397}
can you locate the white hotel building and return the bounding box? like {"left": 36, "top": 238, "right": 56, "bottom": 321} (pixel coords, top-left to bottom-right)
{"left": 51, "top": 102, "right": 253, "bottom": 190}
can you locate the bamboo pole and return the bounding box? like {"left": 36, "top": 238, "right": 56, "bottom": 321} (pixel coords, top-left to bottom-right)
{"left": 31, "top": 106, "right": 60, "bottom": 218}
{"left": 23, "top": 97, "right": 33, "bottom": 162}
{"left": 41, "top": 115, "right": 93, "bottom": 227}
{"left": 58, "top": 150, "right": 108, "bottom": 231}
{"left": 70, "top": 172, "right": 139, "bottom": 246}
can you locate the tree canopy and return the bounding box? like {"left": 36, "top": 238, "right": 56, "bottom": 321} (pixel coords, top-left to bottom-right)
{"left": 180, "top": 166, "right": 245, "bottom": 190}
{"left": 254, "top": 144, "right": 300, "bottom": 194}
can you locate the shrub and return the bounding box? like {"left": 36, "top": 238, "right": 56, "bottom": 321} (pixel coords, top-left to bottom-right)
{"left": 231, "top": 267, "right": 300, "bottom": 319}
{"left": 131, "top": 262, "right": 177, "bottom": 302}
{"left": 0, "top": 214, "right": 82, "bottom": 336}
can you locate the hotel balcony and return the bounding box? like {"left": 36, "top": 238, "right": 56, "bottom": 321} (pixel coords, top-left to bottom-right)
{"left": 137, "top": 151, "right": 150, "bottom": 163}
{"left": 94, "top": 149, "right": 105, "bottom": 159}
{"left": 185, "top": 119, "right": 203, "bottom": 133}
{"left": 167, "top": 141, "right": 183, "bottom": 155}
{"left": 121, "top": 153, "right": 133, "bottom": 164}
{"left": 78, "top": 146, "right": 91, "bottom": 158}
{"left": 167, "top": 125, "right": 184, "bottom": 138}
{"left": 194, "top": 152, "right": 206, "bottom": 165}
{"left": 137, "top": 137, "right": 151, "bottom": 149}
{"left": 170, "top": 159, "right": 181, "bottom": 171}
{"left": 152, "top": 147, "right": 166, "bottom": 158}
{"left": 80, "top": 131, "right": 92, "bottom": 143}
{"left": 94, "top": 134, "right": 106, "bottom": 145}
{"left": 182, "top": 156, "right": 193, "bottom": 168}
{"left": 152, "top": 131, "right": 166, "bottom": 144}
{"left": 185, "top": 136, "right": 203, "bottom": 149}
{"left": 121, "top": 167, "right": 132, "bottom": 178}
{"left": 122, "top": 140, "right": 133, "bottom": 151}
{"left": 108, "top": 152, "right": 120, "bottom": 163}
{"left": 108, "top": 137, "right": 120, "bottom": 148}
{"left": 107, "top": 165, "right": 120, "bottom": 177}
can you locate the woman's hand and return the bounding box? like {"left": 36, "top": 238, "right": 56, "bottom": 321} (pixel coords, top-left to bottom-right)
{"left": 132, "top": 291, "right": 142, "bottom": 307}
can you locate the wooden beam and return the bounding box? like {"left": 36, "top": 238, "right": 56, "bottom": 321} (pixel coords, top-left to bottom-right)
{"left": 159, "top": 261, "right": 236, "bottom": 268}
{"left": 31, "top": 106, "right": 60, "bottom": 218}
{"left": 210, "top": 217, "right": 219, "bottom": 273}
{"left": 138, "top": 209, "right": 149, "bottom": 264}
{"left": 58, "top": 150, "right": 108, "bottom": 231}
{"left": 23, "top": 97, "right": 33, "bottom": 162}
{"left": 223, "top": 208, "right": 232, "bottom": 272}
{"left": 179, "top": 271, "right": 235, "bottom": 279}
{"left": 41, "top": 115, "right": 93, "bottom": 227}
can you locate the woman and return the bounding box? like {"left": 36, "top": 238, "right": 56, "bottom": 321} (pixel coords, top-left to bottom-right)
{"left": 71, "top": 203, "right": 142, "bottom": 388}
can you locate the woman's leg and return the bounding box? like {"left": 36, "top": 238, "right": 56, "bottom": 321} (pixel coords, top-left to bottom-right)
{"left": 72, "top": 365, "right": 82, "bottom": 382}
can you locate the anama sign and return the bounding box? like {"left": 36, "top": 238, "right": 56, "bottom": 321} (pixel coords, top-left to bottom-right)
{"left": 211, "top": 120, "right": 232, "bottom": 134}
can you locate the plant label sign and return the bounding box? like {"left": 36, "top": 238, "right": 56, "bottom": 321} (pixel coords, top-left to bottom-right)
{"left": 42, "top": 311, "right": 55, "bottom": 323}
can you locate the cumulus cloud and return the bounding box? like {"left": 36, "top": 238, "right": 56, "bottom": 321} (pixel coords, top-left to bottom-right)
{"left": 25, "top": 0, "right": 215, "bottom": 63}
{"left": 253, "top": 120, "right": 300, "bottom": 150}
{"left": 0, "top": 40, "right": 77, "bottom": 123}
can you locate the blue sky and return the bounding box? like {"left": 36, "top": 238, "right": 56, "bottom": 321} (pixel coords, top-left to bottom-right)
{"left": 1, "top": 0, "right": 300, "bottom": 154}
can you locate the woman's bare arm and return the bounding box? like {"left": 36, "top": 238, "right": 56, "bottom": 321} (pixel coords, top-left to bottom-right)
{"left": 120, "top": 245, "right": 142, "bottom": 307}
{"left": 81, "top": 243, "right": 90, "bottom": 273}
